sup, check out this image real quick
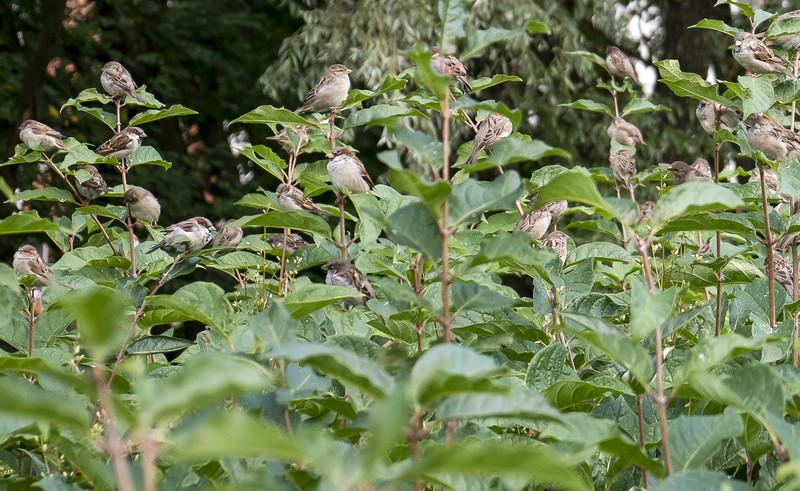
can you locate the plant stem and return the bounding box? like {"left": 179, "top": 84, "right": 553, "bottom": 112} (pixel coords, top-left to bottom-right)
{"left": 637, "top": 235, "right": 672, "bottom": 475}
{"left": 636, "top": 393, "right": 649, "bottom": 489}
{"left": 760, "top": 165, "right": 776, "bottom": 329}
{"left": 793, "top": 243, "right": 799, "bottom": 368}
{"left": 714, "top": 142, "right": 723, "bottom": 336}
{"left": 279, "top": 228, "right": 290, "bottom": 296}
{"left": 440, "top": 88, "right": 452, "bottom": 344}
{"left": 26, "top": 288, "right": 36, "bottom": 356}
{"left": 91, "top": 365, "right": 134, "bottom": 491}
{"left": 337, "top": 197, "right": 347, "bottom": 259}
{"left": 139, "top": 433, "right": 158, "bottom": 491}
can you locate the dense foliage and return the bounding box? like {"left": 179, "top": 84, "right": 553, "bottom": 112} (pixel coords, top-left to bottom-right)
{"left": 6, "top": 0, "right": 800, "bottom": 490}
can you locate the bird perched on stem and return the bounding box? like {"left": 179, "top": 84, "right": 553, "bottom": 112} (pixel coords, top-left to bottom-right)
{"left": 430, "top": 47, "right": 473, "bottom": 93}
{"left": 18, "top": 120, "right": 68, "bottom": 152}
{"left": 266, "top": 233, "right": 307, "bottom": 253}
{"left": 211, "top": 222, "right": 243, "bottom": 249}
{"left": 327, "top": 147, "right": 372, "bottom": 198}
{"left": 609, "top": 150, "right": 637, "bottom": 197}
{"left": 145, "top": 217, "right": 215, "bottom": 254}
{"left": 669, "top": 159, "right": 712, "bottom": 185}
{"left": 732, "top": 31, "right": 792, "bottom": 76}
{"left": 465, "top": 112, "right": 513, "bottom": 166}
{"left": 749, "top": 166, "right": 779, "bottom": 194}
{"left": 266, "top": 126, "right": 310, "bottom": 153}
{"left": 637, "top": 201, "right": 655, "bottom": 227}
{"left": 276, "top": 183, "right": 329, "bottom": 215}
{"left": 296, "top": 64, "right": 352, "bottom": 114}
{"left": 768, "top": 252, "right": 796, "bottom": 299}
{"left": 746, "top": 114, "right": 800, "bottom": 162}
{"left": 124, "top": 186, "right": 161, "bottom": 225}
{"left": 606, "top": 46, "right": 641, "bottom": 85}
{"left": 607, "top": 117, "right": 645, "bottom": 147}
{"left": 542, "top": 231, "right": 569, "bottom": 264}
{"left": 13, "top": 245, "right": 52, "bottom": 287}
{"left": 513, "top": 208, "right": 551, "bottom": 240}
{"left": 97, "top": 127, "right": 147, "bottom": 160}
{"left": 696, "top": 100, "right": 739, "bottom": 135}
{"left": 101, "top": 61, "right": 148, "bottom": 104}
{"left": 74, "top": 164, "right": 109, "bottom": 201}
{"left": 323, "top": 258, "right": 375, "bottom": 307}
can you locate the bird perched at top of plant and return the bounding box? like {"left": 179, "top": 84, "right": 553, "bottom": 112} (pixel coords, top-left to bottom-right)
{"left": 97, "top": 127, "right": 147, "bottom": 160}
{"left": 696, "top": 100, "right": 740, "bottom": 135}
{"left": 296, "top": 64, "right": 352, "bottom": 114}
{"left": 101, "top": 61, "right": 148, "bottom": 104}
{"left": 606, "top": 46, "right": 641, "bottom": 85}
{"left": 430, "top": 47, "right": 473, "bottom": 93}
{"left": 607, "top": 117, "right": 645, "bottom": 147}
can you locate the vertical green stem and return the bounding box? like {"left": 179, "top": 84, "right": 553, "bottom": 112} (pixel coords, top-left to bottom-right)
{"left": 714, "top": 142, "right": 723, "bottom": 336}
{"left": 760, "top": 165, "right": 776, "bottom": 329}
{"left": 440, "top": 88, "right": 452, "bottom": 344}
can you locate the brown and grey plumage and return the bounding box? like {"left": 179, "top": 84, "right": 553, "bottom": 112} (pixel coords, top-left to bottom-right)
{"left": 322, "top": 258, "right": 375, "bottom": 307}
{"left": 266, "top": 126, "right": 310, "bottom": 152}
{"left": 513, "top": 208, "right": 551, "bottom": 240}
{"left": 430, "top": 47, "right": 473, "bottom": 93}
{"left": 669, "top": 159, "right": 713, "bottom": 185}
{"left": 749, "top": 166, "right": 779, "bottom": 194}
{"left": 542, "top": 231, "right": 569, "bottom": 264}
{"left": 606, "top": 46, "right": 641, "bottom": 85}
{"left": 637, "top": 201, "right": 655, "bottom": 227}
{"left": 296, "top": 64, "right": 352, "bottom": 114}
{"left": 13, "top": 245, "right": 53, "bottom": 287}
{"left": 768, "top": 253, "right": 796, "bottom": 299}
{"left": 732, "top": 31, "right": 791, "bottom": 75}
{"left": 276, "top": 183, "right": 329, "bottom": 215}
{"left": 746, "top": 115, "right": 800, "bottom": 162}
{"left": 101, "top": 61, "right": 148, "bottom": 104}
{"left": 74, "top": 164, "right": 109, "bottom": 201}
{"left": 18, "top": 120, "right": 68, "bottom": 152}
{"left": 696, "top": 100, "right": 740, "bottom": 135}
{"left": 607, "top": 117, "right": 645, "bottom": 147}
{"left": 266, "top": 233, "right": 307, "bottom": 253}
{"left": 124, "top": 186, "right": 161, "bottom": 225}
{"left": 609, "top": 150, "right": 637, "bottom": 190}
{"left": 465, "top": 112, "right": 513, "bottom": 165}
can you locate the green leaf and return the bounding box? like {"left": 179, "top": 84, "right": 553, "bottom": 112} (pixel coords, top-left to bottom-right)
{"left": 622, "top": 99, "right": 671, "bottom": 116}
{"left": 393, "top": 128, "right": 443, "bottom": 170}
{"left": 655, "top": 59, "right": 724, "bottom": 103}
{"left": 129, "top": 104, "right": 198, "bottom": 126}
{"left": 56, "top": 286, "right": 132, "bottom": 358}
{"left": 230, "top": 104, "right": 320, "bottom": 128}
{"left": 128, "top": 146, "right": 172, "bottom": 169}
{"left": 469, "top": 74, "right": 524, "bottom": 92}
{"left": 125, "top": 335, "right": 193, "bottom": 355}
{"left": 689, "top": 18, "right": 739, "bottom": 36}
{"left": 0, "top": 377, "right": 91, "bottom": 433}
{"left": 543, "top": 379, "right": 634, "bottom": 410}
{"left": 449, "top": 171, "right": 523, "bottom": 226}
{"left": 739, "top": 75, "right": 775, "bottom": 119}
{"left": 408, "top": 46, "right": 451, "bottom": 102}
{"left": 462, "top": 19, "right": 548, "bottom": 60}
{"left": 0, "top": 211, "right": 65, "bottom": 235}
{"left": 560, "top": 312, "right": 653, "bottom": 386}
{"left": 147, "top": 282, "right": 235, "bottom": 334}
{"left": 437, "top": 0, "right": 467, "bottom": 55}
{"left": 653, "top": 183, "right": 744, "bottom": 228}
{"left": 61, "top": 88, "right": 112, "bottom": 109}
{"left": 235, "top": 210, "right": 330, "bottom": 237}
{"left": 470, "top": 138, "right": 570, "bottom": 172}
{"left": 385, "top": 202, "right": 443, "bottom": 259}
{"left": 137, "top": 352, "right": 269, "bottom": 427}
{"left": 239, "top": 145, "right": 287, "bottom": 180}
{"left": 658, "top": 212, "right": 756, "bottom": 236}
{"left": 12, "top": 187, "right": 76, "bottom": 204}
{"left": 451, "top": 279, "right": 516, "bottom": 314}
{"left": 566, "top": 50, "right": 607, "bottom": 68}
{"left": 629, "top": 278, "right": 678, "bottom": 342}
{"left": 388, "top": 169, "right": 451, "bottom": 220}
{"left": 408, "top": 344, "right": 504, "bottom": 406}
{"left": 75, "top": 104, "right": 117, "bottom": 129}
{"left": 342, "top": 105, "right": 426, "bottom": 130}
{"left": 767, "top": 16, "right": 800, "bottom": 39}
{"left": 351, "top": 193, "right": 384, "bottom": 246}
{"left": 651, "top": 469, "right": 750, "bottom": 491}
{"left": 559, "top": 99, "right": 612, "bottom": 115}
{"left": 282, "top": 284, "right": 363, "bottom": 317}
{"left": 532, "top": 168, "right": 615, "bottom": 217}
{"left": 668, "top": 414, "right": 744, "bottom": 471}
{"left": 270, "top": 342, "right": 394, "bottom": 398}
{"left": 436, "top": 389, "right": 561, "bottom": 421}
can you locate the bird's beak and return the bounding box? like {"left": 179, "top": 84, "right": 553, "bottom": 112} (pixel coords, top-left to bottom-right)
{"left": 326, "top": 153, "right": 334, "bottom": 158}
{"left": 345, "top": 68, "right": 352, "bottom": 74}
{"left": 734, "top": 40, "right": 742, "bottom": 46}
{"left": 141, "top": 130, "right": 148, "bottom": 137}
{"left": 209, "top": 225, "right": 217, "bottom": 231}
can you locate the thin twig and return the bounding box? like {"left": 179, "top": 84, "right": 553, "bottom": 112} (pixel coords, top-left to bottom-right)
{"left": 761, "top": 165, "right": 777, "bottom": 329}
{"left": 714, "top": 142, "right": 723, "bottom": 336}
{"left": 636, "top": 393, "right": 650, "bottom": 489}
{"left": 91, "top": 365, "right": 134, "bottom": 491}
{"left": 279, "top": 228, "right": 290, "bottom": 296}
{"left": 26, "top": 288, "right": 36, "bottom": 356}
{"left": 440, "top": 88, "right": 452, "bottom": 344}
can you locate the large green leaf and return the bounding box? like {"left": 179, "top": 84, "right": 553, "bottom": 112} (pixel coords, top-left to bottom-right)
{"left": 234, "top": 210, "right": 330, "bottom": 237}
{"left": 532, "top": 168, "right": 615, "bottom": 217}
{"left": 668, "top": 414, "right": 744, "bottom": 471}
{"left": 55, "top": 285, "right": 133, "bottom": 359}
{"left": 0, "top": 211, "right": 65, "bottom": 235}
{"left": 388, "top": 168, "right": 451, "bottom": 220}
{"left": 129, "top": 104, "right": 198, "bottom": 126}
{"left": 448, "top": 171, "right": 523, "bottom": 226}
{"left": 652, "top": 183, "right": 744, "bottom": 229}
{"left": 629, "top": 277, "right": 678, "bottom": 342}
{"left": 282, "top": 284, "right": 362, "bottom": 317}
{"left": 146, "top": 282, "right": 235, "bottom": 334}
{"left": 230, "top": 105, "right": 320, "bottom": 128}
{"left": 437, "top": 0, "right": 467, "bottom": 55}
{"left": 0, "top": 377, "right": 91, "bottom": 433}
{"left": 655, "top": 59, "right": 724, "bottom": 103}
{"left": 385, "top": 201, "right": 443, "bottom": 259}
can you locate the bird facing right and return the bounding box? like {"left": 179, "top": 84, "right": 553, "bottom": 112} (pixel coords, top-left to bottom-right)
{"left": 145, "top": 217, "right": 215, "bottom": 254}
{"left": 13, "top": 245, "right": 52, "bottom": 287}
{"left": 101, "top": 61, "right": 148, "bottom": 104}
{"left": 296, "top": 64, "right": 352, "bottom": 114}
{"left": 607, "top": 117, "right": 645, "bottom": 147}
{"left": 97, "top": 127, "right": 147, "bottom": 160}
{"left": 327, "top": 147, "right": 372, "bottom": 196}
{"left": 323, "top": 258, "right": 375, "bottom": 307}
{"left": 465, "top": 112, "right": 513, "bottom": 166}
{"left": 18, "top": 120, "right": 68, "bottom": 152}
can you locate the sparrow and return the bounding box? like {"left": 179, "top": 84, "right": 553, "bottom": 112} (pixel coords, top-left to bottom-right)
{"left": 74, "top": 164, "right": 109, "bottom": 200}
{"left": 696, "top": 100, "right": 740, "bottom": 135}
{"left": 430, "top": 47, "right": 473, "bottom": 93}
{"left": 542, "top": 231, "right": 569, "bottom": 264}
{"left": 296, "top": 64, "right": 352, "bottom": 113}
{"left": 101, "top": 61, "right": 148, "bottom": 104}
{"left": 322, "top": 258, "right": 375, "bottom": 307}
{"left": 749, "top": 166, "right": 779, "bottom": 194}
{"left": 327, "top": 147, "right": 372, "bottom": 195}
{"left": 732, "top": 31, "right": 791, "bottom": 75}
{"left": 607, "top": 117, "right": 645, "bottom": 147}
{"left": 605, "top": 46, "right": 641, "bottom": 85}
{"left": 97, "top": 127, "right": 147, "bottom": 160}
{"left": 637, "top": 201, "right": 655, "bottom": 226}
{"left": 609, "top": 150, "right": 637, "bottom": 190}
{"left": 124, "top": 186, "right": 161, "bottom": 225}
{"left": 746, "top": 115, "right": 800, "bottom": 161}
{"left": 669, "top": 160, "right": 713, "bottom": 184}
{"left": 542, "top": 199, "right": 568, "bottom": 226}
{"left": 513, "top": 208, "right": 551, "bottom": 240}
{"left": 465, "top": 112, "right": 513, "bottom": 165}
{"left": 276, "top": 183, "right": 329, "bottom": 215}
{"left": 211, "top": 222, "right": 244, "bottom": 249}
{"left": 13, "top": 245, "right": 52, "bottom": 287}
{"left": 18, "top": 120, "right": 68, "bottom": 152}
{"left": 768, "top": 252, "right": 796, "bottom": 299}
{"left": 266, "top": 126, "right": 310, "bottom": 152}
{"left": 773, "top": 10, "right": 800, "bottom": 52}
{"left": 266, "top": 233, "right": 307, "bottom": 253}
{"left": 145, "top": 217, "right": 215, "bottom": 254}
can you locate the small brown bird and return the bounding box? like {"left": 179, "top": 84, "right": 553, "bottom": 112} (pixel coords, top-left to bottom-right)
{"left": 296, "top": 64, "right": 352, "bottom": 114}
{"left": 542, "top": 231, "right": 569, "bottom": 264}
{"left": 637, "top": 201, "right": 655, "bottom": 227}
{"left": 74, "top": 164, "right": 109, "bottom": 201}
{"left": 124, "top": 186, "right": 161, "bottom": 225}
{"left": 276, "top": 183, "right": 329, "bottom": 215}
{"left": 13, "top": 245, "right": 52, "bottom": 287}
{"left": 746, "top": 115, "right": 800, "bottom": 162}
{"left": 211, "top": 222, "right": 244, "bottom": 249}
{"left": 609, "top": 150, "right": 637, "bottom": 196}
{"left": 696, "top": 100, "right": 740, "bottom": 135}
{"left": 607, "top": 117, "right": 645, "bottom": 147}
{"left": 101, "top": 61, "right": 148, "bottom": 104}
{"left": 327, "top": 147, "right": 372, "bottom": 196}
{"left": 322, "top": 258, "right": 375, "bottom": 307}
{"left": 465, "top": 112, "right": 513, "bottom": 165}
{"left": 606, "top": 46, "right": 641, "bottom": 85}
{"left": 768, "top": 253, "right": 796, "bottom": 299}
{"left": 266, "top": 126, "right": 310, "bottom": 152}
{"left": 266, "top": 233, "right": 307, "bottom": 253}
{"left": 18, "top": 120, "right": 68, "bottom": 152}
{"left": 732, "top": 31, "right": 791, "bottom": 75}
{"left": 773, "top": 10, "right": 800, "bottom": 52}
{"left": 749, "top": 166, "right": 779, "bottom": 194}
{"left": 430, "top": 47, "right": 473, "bottom": 93}
{"left": 513, "top": 208, "right": 552, "bottom": 240}
{"left": 97, "top": 127, "right": 147, "bottom": 160}
{"left": 145, "top": 217, "right": 215, "bottom": 254}
{"left": 669, "top": 160, "right": 713, "bottom": 185}
{"left": 542, "top": 200, "right": 568, "bottom": 228}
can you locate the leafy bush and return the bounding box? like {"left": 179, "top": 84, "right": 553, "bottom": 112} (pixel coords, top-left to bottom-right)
{"left": 4, "top": 1, "right": 800, "bottom": 490}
